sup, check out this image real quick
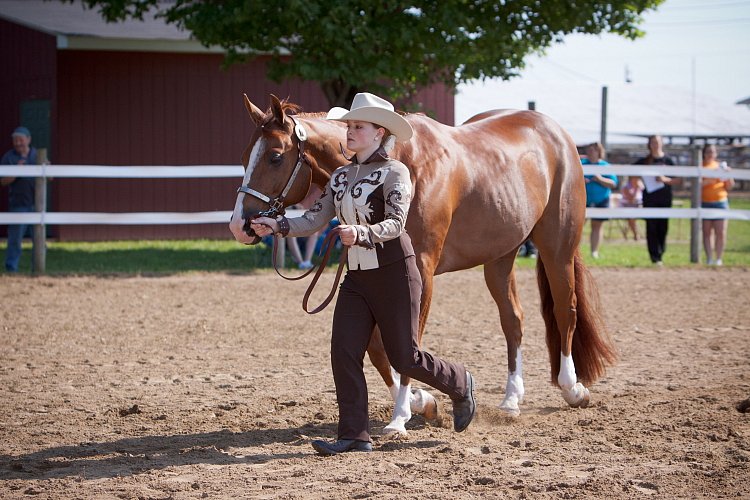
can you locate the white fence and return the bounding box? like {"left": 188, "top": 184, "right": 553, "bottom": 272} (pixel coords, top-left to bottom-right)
{"left": 1, "top": 163, "right": 749, "bottom": 271}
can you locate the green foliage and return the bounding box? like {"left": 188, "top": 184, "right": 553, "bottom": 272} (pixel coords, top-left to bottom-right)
{"left": 64, "top": 0, "right": 664, "bottom": 105}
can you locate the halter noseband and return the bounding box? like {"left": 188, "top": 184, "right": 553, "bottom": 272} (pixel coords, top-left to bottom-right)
{"left": 237, "top": 115, "right": 309, "bottom": 219}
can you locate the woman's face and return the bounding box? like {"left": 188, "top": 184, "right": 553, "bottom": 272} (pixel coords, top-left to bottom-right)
{"left": 345, "top": 120, "right": 382, "bottom": 153}
{"left": 704, "top": 145, "right": 717, "bottom": 161}
{"left": 648, "top": 135, "right": 663, "bottom": 154}
{"left": 586, "top": 145, "right": 600, "bottom": 162}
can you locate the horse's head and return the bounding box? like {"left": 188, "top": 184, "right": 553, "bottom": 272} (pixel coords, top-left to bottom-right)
{"left": 230, "top": 94, "right": 314, "bottom": 245}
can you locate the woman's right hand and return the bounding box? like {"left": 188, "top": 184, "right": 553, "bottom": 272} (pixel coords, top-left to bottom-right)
{"left": 250, "top": 216, "right": 279, "bottom": 237}
{"left": 338, "top": 225, "right": 358, "bottom": 246}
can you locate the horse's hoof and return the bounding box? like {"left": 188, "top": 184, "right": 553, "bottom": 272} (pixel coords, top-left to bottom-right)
{"left": 422, "top": 398, "right": 439, "bottom": 421}
{"left": 498, "top": 404, "right": 521, "bottom": 418}
{"left": 570, "top": 386, "right": 591, "bottom": 408}
{"left": 381, "top": 425, "right": 408, "bottom": 439}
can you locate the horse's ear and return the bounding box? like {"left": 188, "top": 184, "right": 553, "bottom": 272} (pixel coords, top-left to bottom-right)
{"left": 243, "top": 93, "right": 265, "bottom": 126}
{"left": 269, "top": 94, "right": 286, "bottom": 126}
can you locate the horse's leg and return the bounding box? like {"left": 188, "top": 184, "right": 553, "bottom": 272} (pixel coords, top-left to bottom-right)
{"left": 534, "top": 246, "right": 591, "bottom": 408}
{"left": 366, "top": 327, "right": 396, "bottom": 396}
{"left": 369, "top": 329, "right": 436, "bottom": 437}
{"left": 483, "top": 256, "right": 525, "bottom": 417}
{"left": 379, "top": 249, "right": 445, "bottom": 435}
{"left": 367, "top": 327, "right": 411, "bottom": 436}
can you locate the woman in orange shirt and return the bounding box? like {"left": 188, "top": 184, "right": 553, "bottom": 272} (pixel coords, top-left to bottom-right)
{"left": 701, "top": 144, "right": 735, "bottom": 266}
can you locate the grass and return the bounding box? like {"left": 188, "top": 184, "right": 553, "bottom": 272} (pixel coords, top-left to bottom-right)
{"left": 4, "top": 197, "right": 749, "bottom": 275}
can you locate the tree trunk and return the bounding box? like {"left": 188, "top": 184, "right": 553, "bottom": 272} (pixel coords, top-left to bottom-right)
{"left": 321, "top": 79, "right": 359, "bottom": 108}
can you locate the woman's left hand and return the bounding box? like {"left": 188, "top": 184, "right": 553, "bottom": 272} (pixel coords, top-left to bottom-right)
{"left": 338, "top": 225, "right": 358, "bottom": 246}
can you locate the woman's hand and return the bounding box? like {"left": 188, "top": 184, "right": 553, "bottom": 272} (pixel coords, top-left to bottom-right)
{"left": 250, "top": 216, "right": 279, "bottom": 237}
{"left": 338, "top": 225, "right": 358, "bottom": 246}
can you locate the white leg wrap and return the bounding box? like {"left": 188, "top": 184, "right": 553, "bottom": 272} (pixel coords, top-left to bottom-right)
{"left": 388, "top": 367, "right": 400, "bottom": 402}
{"left": 383, "top": 382, "right": 412, "bottom": 436}
{"left": 558, "top": 352, "right": 590, "bottom": 407}
{"left": 500, "top": 349, "right": 524, "bottom": 416}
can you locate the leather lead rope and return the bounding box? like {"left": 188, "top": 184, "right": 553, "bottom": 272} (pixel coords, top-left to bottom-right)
{"left": 270, "top": 226, "right": 348, "bottom": 314}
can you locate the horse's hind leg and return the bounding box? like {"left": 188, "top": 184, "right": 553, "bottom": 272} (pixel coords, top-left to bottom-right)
{"left": 484, "top": 256, "right": 526, "bottom": 417}
{"left": 534, "top": 248, "right": 590, "bottom": 408}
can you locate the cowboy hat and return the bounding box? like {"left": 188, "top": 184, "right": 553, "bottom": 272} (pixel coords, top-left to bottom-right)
{"left": 326, "top": 92, "right": 413, "bottom": 142}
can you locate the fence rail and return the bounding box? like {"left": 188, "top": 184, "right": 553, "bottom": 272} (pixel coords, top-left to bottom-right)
{"left": 1, "top": 163, "right": 748, "bottom": 271}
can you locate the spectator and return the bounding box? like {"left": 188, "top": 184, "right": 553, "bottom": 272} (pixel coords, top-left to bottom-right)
{"left": 518, "top": 239, "right": 537, "bottom": 258}
{"left": 634, "top": 135, "right": 679, "bottom": 265}
{"left": 619, "top": 175, "right": 644, "bottom": 240}
{"left": 286, "top": 185, "right": 324, "bottom": 269}
{"left": 582, "top": 142, "right": 617, "bottom": 259}
{"left": 701, "top": 144, "right": 734, "bottom": 266}
{"left": 1, "top": 126, "right": 38, "bottom": 272}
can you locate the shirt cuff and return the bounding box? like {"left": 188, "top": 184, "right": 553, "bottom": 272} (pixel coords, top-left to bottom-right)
{"left": 277, "top": 216, "right": 290, "bottom": 237}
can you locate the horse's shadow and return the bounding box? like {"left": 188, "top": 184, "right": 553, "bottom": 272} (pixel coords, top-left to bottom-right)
{"left": 1, "top": 419, "right": 445, "bottom": 481}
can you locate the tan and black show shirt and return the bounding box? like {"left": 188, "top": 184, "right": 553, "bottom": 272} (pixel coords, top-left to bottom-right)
{"left": 283, "top": 149, "right": 415, "bottom": 270}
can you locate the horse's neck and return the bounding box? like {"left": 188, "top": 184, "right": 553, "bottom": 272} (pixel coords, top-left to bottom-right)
{"left": 304, "top": 113, "right": 452, "bottom": 185}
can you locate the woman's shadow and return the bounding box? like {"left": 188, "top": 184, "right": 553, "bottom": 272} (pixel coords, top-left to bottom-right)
{"left": 1, "top": 423, "right": 329, "bottom": 481}
{"left": 1, "top": 416, "right": 444, "bottom": 481}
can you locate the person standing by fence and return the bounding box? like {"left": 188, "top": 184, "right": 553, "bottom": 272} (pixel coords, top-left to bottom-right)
{"left": 582, "top": 142, "right": 617, "bottom": 259}
{"left": 619, "top": 175, "right": 644, "bottom": 241}
{"left": 701, "top": 144, "right": 734, "bottom": 266}
{"left": 1, "top": 126, "right": 38, "bottom": 272}
{"left": 634, "top": 135, "right": 679, "bottom": 265}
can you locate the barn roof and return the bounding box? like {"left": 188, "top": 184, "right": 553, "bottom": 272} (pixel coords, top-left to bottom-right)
{"left": 0, "top": 0, "right": 219, "bottom": 52}
{"left": 457, "top": 80, "right": 750, "bottom": 145}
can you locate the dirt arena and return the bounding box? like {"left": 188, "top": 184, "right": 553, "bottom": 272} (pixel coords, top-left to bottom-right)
{"left": 1, "top": 266, "right": 748, "bottom": 499}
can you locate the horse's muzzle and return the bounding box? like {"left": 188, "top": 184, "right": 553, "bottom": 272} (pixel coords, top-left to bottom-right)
{"left": 229, "top": 212, "right": 260, "bottom": 245}
{"left": 241, "top": 219, "right": 262, "bottom": 245}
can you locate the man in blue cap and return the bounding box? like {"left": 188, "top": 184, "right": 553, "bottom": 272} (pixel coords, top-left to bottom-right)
{"left": 1, "top": 126, "right": 38, "bottom": 272}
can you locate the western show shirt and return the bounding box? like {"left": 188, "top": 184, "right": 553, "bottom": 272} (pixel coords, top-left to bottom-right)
{"left": 284, "top": 148, "right": 415, "bottom": 270}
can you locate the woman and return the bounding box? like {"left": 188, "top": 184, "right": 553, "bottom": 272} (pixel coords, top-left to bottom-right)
{"left": 634, "top": 135, "right": 679, "bottom": 265}
{"left": 251, "top": 93, "right": 476, "bottom": 456}
{"left": 701, "top": 144, "right": 734, "bottom": 266}
{"left": 582, "top": 142, "right": 617, "bottom": 259}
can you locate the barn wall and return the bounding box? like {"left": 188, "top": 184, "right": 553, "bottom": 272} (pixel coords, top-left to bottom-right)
{"left": 54, "top": 51, "right": 334, "bottom": 240}
{"left": 53, "top": 49, "right": 455, "bottom": 241}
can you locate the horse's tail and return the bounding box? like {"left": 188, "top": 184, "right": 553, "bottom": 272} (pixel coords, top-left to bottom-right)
{"left": 536, "top": 250, "right": 617, "bottom": 386}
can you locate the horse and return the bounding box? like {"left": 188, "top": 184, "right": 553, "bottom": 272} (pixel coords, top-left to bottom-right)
{"left": 229, "top": 94, "right": 617, "bottom": 435}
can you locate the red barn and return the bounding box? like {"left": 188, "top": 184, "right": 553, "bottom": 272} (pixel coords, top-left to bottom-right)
{"left": 0, "top": 1, "right": 454, "bottom": 240}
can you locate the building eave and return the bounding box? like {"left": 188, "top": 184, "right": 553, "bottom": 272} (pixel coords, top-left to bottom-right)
{"left": 56, "top": 35, "right": 225, "bottom": 54}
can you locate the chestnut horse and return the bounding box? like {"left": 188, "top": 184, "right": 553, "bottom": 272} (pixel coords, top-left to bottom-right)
{"left": 229, "top": 95, "right": 617, "bottom": 434}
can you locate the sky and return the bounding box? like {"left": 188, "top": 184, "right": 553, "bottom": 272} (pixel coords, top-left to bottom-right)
{"left": 456, "top": 0, "right": 750, "bottom": 130}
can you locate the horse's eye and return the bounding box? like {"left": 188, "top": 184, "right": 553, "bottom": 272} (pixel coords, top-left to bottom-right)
{"left": 270, "top": 152, "right": 283, "bottom": 164}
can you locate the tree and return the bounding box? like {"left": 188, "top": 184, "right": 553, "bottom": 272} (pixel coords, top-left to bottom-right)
{"left": 65, "top": 0, "right": 664, "bottom": 107}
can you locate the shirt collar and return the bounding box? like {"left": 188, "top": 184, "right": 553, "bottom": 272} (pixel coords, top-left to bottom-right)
{"left": 357, "top": 147, "right": 389, "bottom": 165}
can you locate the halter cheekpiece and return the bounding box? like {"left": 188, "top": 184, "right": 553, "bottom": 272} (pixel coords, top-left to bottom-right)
{"left": 237, "top": 115, "right": 309, "bottom": 219}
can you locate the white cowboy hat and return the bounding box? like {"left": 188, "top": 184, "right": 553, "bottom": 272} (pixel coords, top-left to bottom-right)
{"left": 326, "top": 92, "right": 413, "bottom": 142}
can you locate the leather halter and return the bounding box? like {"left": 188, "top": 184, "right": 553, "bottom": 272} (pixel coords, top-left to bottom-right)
{"left": 237, "top": 115, "right": 310, "bottom": 219}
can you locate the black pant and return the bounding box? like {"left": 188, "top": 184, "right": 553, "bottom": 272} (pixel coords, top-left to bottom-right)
{"left": 331, "top": 256, "right": 467, "bottom": 442}
{"left": 642, "top": 186, "right": 672, "bottom": 263}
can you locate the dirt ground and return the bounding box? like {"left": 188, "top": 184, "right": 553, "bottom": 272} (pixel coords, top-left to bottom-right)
{"left": 1, "top": 266, "right": 748, "bottom": 499}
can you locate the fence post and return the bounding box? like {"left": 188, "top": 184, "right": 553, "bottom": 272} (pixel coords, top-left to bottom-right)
{"left": 33, "top": 148, "right": 47, "bottom": 274}
{"left": 274, "top": 235, "right": 286, "bottom": 268}
{"left": 690, "top": 146, "right": 701, "bottom": 263}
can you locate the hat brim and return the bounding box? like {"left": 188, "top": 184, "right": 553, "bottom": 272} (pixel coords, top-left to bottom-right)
{"left": 326, "top": 106, "right": 413, "bottom": 142}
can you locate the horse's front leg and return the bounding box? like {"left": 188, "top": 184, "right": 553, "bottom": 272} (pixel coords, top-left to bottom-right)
{"left": 484, "top": 257, "right": 526, "bottom": 417}
{"left": 368, "top": 327, "right": 437, "bottom": 437}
